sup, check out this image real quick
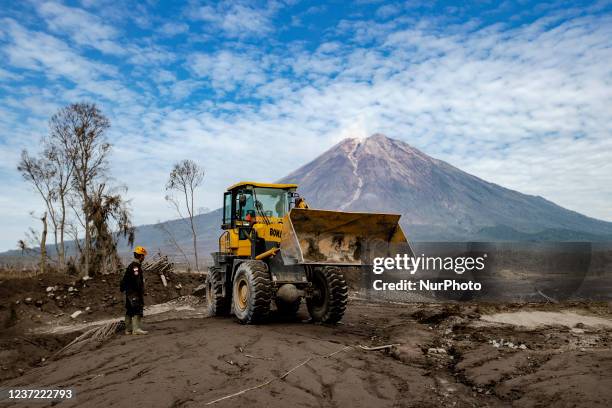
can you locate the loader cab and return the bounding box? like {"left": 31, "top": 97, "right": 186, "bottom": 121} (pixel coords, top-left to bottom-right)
{"left": 222, "top": 182, "right": 298, "bottom": 230}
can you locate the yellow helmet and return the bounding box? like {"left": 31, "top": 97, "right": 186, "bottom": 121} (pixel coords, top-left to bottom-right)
{"left": 134, "top": 246, "right": 148, "bottom": 256}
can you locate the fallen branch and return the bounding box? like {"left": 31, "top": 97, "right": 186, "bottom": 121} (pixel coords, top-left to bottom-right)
{"left": 358, "top": 343, "right": 400, "bottom": 351}
{"left": 244, "top": 354, "right": 274, "bottom": 361}
{"left": 205, "top": 345, "right": 352, "bottom": 405}
{"left": 536, "top": 289, "right": 559, "bottom": 304}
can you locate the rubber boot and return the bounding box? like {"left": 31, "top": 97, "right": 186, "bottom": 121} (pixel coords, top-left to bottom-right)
{"left": 132, "top": 315, "right": 148, "bottom": 335}
{"left": 124, "top": 315, "right": 133, "bottom": 335}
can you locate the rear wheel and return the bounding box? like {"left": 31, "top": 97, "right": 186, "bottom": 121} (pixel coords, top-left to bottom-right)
{"left": 205, "top": 267, "right": 230, "bottom": 316}
{"left": 232, "top": 261, "right": 272, "bottom": 324}
{"left": 307, "top": 266, "right": 348, "bottom": 324}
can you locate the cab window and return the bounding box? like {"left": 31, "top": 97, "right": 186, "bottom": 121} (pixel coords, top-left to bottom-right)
{"left": 236, "top": 190, "right": 255, "bottom": 220}
{"left": 223, "top": 192, "right": 232, "bottom": 226}
{"left": 252, "top": 187, "right": 288, "bottom": 218}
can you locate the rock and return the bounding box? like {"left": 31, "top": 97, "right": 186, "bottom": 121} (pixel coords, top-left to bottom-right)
{"left": 71, "top": 310, "right": 83, "bottom": 319}
{"left": 24, "top": 298, "right": 32, "bottom": 304}
{"left": 35, "top": 300, "right": 44, "bottom": 307}
{"left": 46, "top": 286, "right": 55, "bottom": 292}
{"left": 85, "top": 306, "right": 92, "bottom": 313}
{"left": 519, "top": 344, "right": 527, "bottom": 350}
{"left": 428, "top": 347, "right": 447, "bottom": 354}
{"left": 82, "top": 276, "right": 92, "bottom": 281}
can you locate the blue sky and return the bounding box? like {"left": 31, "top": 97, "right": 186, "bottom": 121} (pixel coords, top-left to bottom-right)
{"left": 0, "top": 0, "right": 611, "bottom": 251}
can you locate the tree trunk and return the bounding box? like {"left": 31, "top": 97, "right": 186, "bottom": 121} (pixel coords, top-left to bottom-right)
{"left": 59, "top": 197, "right": 66, "bottom": 270}
{"left": 83, "top": 188, "right": 90, "bottom": 277}
{"left": 53, "top": 227, "right": 59, "bottom": 267}
{"left": 191, "top": 217, "right": 199, "bottom": 272}
{"left": 84, "top": 215, "right": 91, "bottom": 277}
{"left": 189, "top": 186, "right": 199, "bottom": 272}
{"left": 40, "top": 213, "right": 48, "bottom": 274}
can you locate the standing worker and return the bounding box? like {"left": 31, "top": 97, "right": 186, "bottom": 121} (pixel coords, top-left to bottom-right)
{"left": 120, "top": 246, "right": 148, "bottom": 335}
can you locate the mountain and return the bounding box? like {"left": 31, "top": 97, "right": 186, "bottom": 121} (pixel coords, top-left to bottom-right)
{"left": 277, "top": 134, "right": 612, "bottom": 241}
{"left": 3, "top": 134, "right": 611, "bottom": 263}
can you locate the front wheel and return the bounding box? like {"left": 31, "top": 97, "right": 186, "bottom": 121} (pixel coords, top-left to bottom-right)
{"left": 307, "top": 266, "right": 348, "bottom": 324}
{"left": 232, "top": 261, "right": 272, "bottom": 324}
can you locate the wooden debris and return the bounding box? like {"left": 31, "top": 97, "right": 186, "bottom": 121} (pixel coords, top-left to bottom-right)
{"left": 244, "top": 354, "right": 274, "bottom": 361}
{"left": 358, "top": 344, "right": 400, "bottom": 351}
{"left": 143, "top": 254, "right": 174, "bottom": 275}
{"left": 537, "top": 289, "right": 559, "bottom": 304}
{"left": 143, "top": 254, "right": 174, "bottom": 287}
{"left": 52, "top": 320, "right": 121, "bottom": 359}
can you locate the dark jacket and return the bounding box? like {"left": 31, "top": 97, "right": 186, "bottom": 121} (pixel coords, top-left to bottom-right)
{"left": 121, "top": 259, "right": 144, "bottom": 301}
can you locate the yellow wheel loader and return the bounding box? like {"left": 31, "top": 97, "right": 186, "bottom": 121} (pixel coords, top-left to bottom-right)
{"left": 205, "top": 181, "right": 411, "bottom": 324}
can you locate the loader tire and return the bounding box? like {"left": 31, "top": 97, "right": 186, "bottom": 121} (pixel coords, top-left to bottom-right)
{"left": 206, "top": 267, "right": 230, "bottom": 316}
{"left": 307, "top": 266, "right": 348, "bottom": 324}
{"left": 232, "top": 261, "right": 271, "bottom": 324}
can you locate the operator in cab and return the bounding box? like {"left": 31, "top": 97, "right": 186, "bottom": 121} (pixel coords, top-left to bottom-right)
{"left": 295, "top": 197, "right": 310, "bottom": 209}
{"left": 120, "top": 246, "right": 149, "bottom": 335}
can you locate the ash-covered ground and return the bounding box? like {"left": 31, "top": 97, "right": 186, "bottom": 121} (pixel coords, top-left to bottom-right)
{"left": 1, "top": 271, "right": 611, "bottom": 408}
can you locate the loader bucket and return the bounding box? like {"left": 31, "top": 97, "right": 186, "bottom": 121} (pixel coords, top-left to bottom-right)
{"left": 280, "top": 208, "right": 413, "bottom": 265}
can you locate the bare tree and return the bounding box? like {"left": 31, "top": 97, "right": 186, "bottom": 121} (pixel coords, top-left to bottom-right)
{"left": 45, "top": 142, "right": 74, "bottom": 268}
{"left": 17, "top": 151, "right": 60, "bottom": 264}
{"left": 165, "top": 160, "right": 204, "bottom": 271}
{"left": 18, "top": 103, "right": 133, "bottom": 276}
{"left": 49, "top": 102, "right": 111, "bottom": 277}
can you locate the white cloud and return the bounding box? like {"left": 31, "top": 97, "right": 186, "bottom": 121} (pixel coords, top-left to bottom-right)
{"left": 158, "top": 22, "right": 189, "bottom": 36}
{"left": 191, "top": 1, "right": 278, "bottom": 38}
{"left": 0, "top": 18, "right": 117, "bottom": 83}
{"left": 188, "top": 50, "right": 268, "bottom": 91}
{"left": 0, "top": 68, "right": 22, "bottom": 81}
{"left": 38, "top": 1, "right": 125, "bottom": 55}
{"left": 376, "top": 3, "right": 401, "bottom": 19}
